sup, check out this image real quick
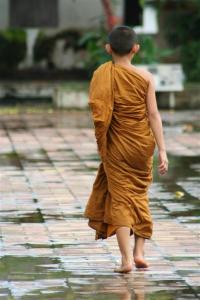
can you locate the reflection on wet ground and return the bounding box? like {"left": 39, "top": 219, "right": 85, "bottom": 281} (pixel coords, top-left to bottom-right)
{"left": 0, "top": 110, "right": 200, "bottom": 299}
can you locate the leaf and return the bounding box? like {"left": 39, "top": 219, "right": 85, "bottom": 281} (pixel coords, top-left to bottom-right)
{"left": 175, "top": 191, "right": 185, "bottom": 199}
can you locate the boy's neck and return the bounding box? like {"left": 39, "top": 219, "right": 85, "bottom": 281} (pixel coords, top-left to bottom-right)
{"left": 112, "top": 54, "right": 133, "bottom": 66}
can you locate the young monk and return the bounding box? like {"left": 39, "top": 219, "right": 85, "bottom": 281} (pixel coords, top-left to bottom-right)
{"left": 83, "top": 26, "right": 168, "bottom": 273}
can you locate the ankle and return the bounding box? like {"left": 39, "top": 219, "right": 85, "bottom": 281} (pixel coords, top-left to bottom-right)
{"left": 134, "top": 254, "right": 144, "bottom": 261}
{"left": 122, "top": 254, "right": 133, "bottom": 264}
{"left": 133, "top": 250, "right": 144, "bottom": 258}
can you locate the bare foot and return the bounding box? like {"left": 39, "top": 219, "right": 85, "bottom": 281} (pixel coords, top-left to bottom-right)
{"left": 133, "top": 235, "right": 149, "bottom": 269}
{"left": 114, "top": 263, "right": 133, "bottom": 273}
{"left": 134, "top": 256, "right": 149, "bottom": 269}
{"left": 114, "top": 256, "right": 133, "bottom": 273}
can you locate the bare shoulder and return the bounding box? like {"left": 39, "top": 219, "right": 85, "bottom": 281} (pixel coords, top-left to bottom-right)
{"left": 132, "top": 65, "right": 154, "bottom": 84}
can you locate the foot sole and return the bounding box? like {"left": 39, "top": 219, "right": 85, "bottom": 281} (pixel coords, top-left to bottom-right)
{"left": 134, "top": 257, "right": 149, "bottom": 269}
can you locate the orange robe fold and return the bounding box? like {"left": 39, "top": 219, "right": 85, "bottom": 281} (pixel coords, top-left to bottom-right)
{"left": 84, "top": 61, "right": 156, "bottom": 240}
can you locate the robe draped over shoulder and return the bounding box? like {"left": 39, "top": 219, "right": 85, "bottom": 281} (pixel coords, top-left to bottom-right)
{"left": 88, "top": 61, "right": 114, "bottom": 161}
{"left": 84, "top": 61, "right": 156, "bottom": 240}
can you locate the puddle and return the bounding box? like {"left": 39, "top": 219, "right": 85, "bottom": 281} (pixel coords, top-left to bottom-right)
{"left": 0, "top": 211, "right": 84, "bottom": 224}
{"left": 152, "top": 154, "right": 200, "bottom": 223}
{"left": 44, "top": 213, "right": 84, "bottom": 221}
{"left": 22, "top": 243, "right": 70, "bottom": 249}
{"left": 0, "top": 255, "right": 73, "bottom": 299}
{"left": 0, "top": 152, "right": 22, "bottom": 169}
{"left": 0, "top": 255, "right": 197, "bottom": 300}
{"left": 61, "top": 274, "right": 197, "bottom": 300}
{"left": 0, "top": 151, "right": 100, "bottom": 172}
{"left": 81, "top": 153, "right": 100, "bottom": 161}
{"left": 0, "top": 150, "right": 50, "bottom": 169}
{"left": 161, "top": 111, "right": 200, "bottom": 133}
{"left": 153, "top": 155, "right": 200, "bottom": 182}
{"left": 0, "top": 210, "right": 44, "bottom": 224}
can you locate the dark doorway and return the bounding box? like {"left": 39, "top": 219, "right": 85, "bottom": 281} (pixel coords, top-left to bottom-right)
{"left": 124, "top": 0, "right": 143, "bottom": 26}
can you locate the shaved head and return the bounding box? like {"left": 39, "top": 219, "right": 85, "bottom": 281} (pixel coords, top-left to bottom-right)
{"left": 108, "top": 26, "right": 138, "bottom": 56}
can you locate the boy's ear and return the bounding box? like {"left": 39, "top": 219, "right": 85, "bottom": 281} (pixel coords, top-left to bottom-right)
{"left": 105, "top": 43, "right": 112, "bottom": 54}
{"left": 132, "top": 44, "right": 140, "bottom": 54}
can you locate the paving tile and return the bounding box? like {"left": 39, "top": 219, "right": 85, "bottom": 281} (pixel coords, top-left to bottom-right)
{"left": 0, "top": 110, "right": 199, "bottom": 299}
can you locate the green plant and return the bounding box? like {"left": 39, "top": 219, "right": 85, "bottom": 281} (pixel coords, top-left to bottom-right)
{"left": 161, "top": 0, "right": 200, "bottom": 82}
{"left": 0, "top": 29, "right": 26, "bottom": 70}
{"left": 78, "top": 28, "right": 110, "bottom": 74}
{"left": 139, "top": 0, "right": 145, "bottom": 7}
{"left": 33, "top": 32, "right": 55, "bottom": 67}
{"left": 134, "top": 35, "right": 173, "bottom": 64}
{"left": 55, "top": 29, "right": 83, "bottom": 52}
{"left": 181, "top": 41, "right": 200, "bottom": 82}
{"left": 34, "top": 29, "right": 84, "bottom": 68}
{"left": 79, "top": 30, "right": 172, "bottom": 74}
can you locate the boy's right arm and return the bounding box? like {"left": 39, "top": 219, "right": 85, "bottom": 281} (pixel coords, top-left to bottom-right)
{"left": 146, "top": 74, "right": 168, "bottom": 175}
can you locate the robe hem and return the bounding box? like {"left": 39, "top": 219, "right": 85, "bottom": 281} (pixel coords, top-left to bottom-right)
{"left": 87, "top": 219, "right": 152, "bottom": 240}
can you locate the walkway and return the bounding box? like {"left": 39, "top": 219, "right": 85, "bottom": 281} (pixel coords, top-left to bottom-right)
{"left": 0, "top": 110, "right": 199, "bottom": 299}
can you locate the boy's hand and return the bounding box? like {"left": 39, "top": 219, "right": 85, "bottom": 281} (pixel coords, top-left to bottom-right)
{"left": 158, "top": 150, "right": 168, "bottom": 175}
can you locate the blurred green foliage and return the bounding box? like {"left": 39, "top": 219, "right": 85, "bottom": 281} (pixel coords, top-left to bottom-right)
{"left": 181, "top": 42, "right": 200, "bottom": 82}
{"left": 34, "top": 29, "right": 83, "bottom": 68}
{"left": 78, "top": 29, "right": 110, "bottom": 74}
{"left": 134, "top": 35, "right": 173, "bottom": 64}
{"left": 0, "top": 29, "right": 26, "bottom": 70}
{"left": 161, "top": 0, "right": 200, "bottom": 82}
{"left": 34, "top": 32, "right": 55, "bottom": 67}
{"left": 79, "top": 29, "right": 173, "bottom": 73}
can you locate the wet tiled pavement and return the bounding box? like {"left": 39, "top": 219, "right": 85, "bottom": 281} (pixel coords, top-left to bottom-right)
{"left": 0, "top": 110, "right": 199, "bottom": 300}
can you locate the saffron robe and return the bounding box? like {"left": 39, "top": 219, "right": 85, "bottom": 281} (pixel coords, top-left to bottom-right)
{"left": 83, "top": 61, "right": 156, "bottom": 240}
